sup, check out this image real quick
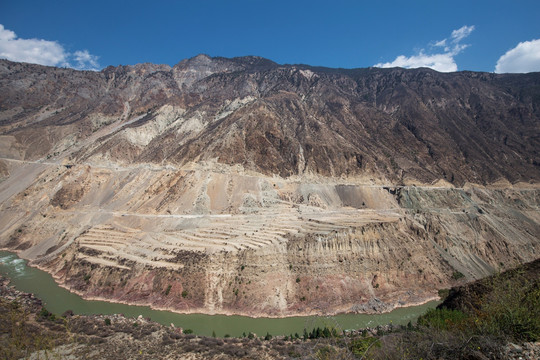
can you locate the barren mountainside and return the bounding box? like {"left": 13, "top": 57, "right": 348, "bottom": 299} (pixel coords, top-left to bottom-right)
{"left": 0, "top": 55, "right": 539, "bottom": 317}
{"left": 1, "top": 55, "right": 540, "bottom": 184}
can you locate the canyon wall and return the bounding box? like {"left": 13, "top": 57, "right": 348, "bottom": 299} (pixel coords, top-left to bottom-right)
{"left": 0, "top": 160, "right": 538, "bottom": 316}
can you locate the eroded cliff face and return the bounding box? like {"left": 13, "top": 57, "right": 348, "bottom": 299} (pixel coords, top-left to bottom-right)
{"left": 0, "top": 160, "right": 537, "bottom": 316}
{"left": 0, "top": 56, "right": 539, "bottom": 316}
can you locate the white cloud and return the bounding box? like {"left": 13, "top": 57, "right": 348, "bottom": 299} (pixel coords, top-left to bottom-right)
{"left": 450, "top": 25, "right": 475, "bottom": 44}
{"left": 374, "top": 25, "right": 475, "bottom": 72}
{"left": 433, "top": 39, "right": 447, "bottom": 48}
{"left": 0, "top": 24, "right": 100, "bottom": 71}
{"left": 495, "top": 39, "right": 540, "bottom": 73}
{"left": 73, "top": 50, "right": 100, "bottom": 70}
{"left": 0, "top": 24, "right": 67, "bottom": 66}
{"left": 376, "top": 52, "right": 458, "bottom": 72}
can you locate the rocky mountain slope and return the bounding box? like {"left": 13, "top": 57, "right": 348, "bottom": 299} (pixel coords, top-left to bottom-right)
{"left": 2, "top": 55, "right": 540, "bottom": 184}
{"left": 0, "top": 55, "right": 539, "bottom": 317}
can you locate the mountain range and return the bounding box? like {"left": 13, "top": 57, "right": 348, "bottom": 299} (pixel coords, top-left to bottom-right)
{"left": 0, "top": 55, "right": 539, "bottom": 317}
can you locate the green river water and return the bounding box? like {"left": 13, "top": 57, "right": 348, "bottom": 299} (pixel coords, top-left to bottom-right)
{"left": 0, "top": 251, "right": 438, "bottom": 337}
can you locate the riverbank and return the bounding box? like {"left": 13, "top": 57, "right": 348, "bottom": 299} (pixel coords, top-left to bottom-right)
{"left": 0, "top": 250, "right": 439, "bottom": 338}
{"left": 0, "top": 273, "right": 438, "bottom": 360}
{"left": 51, "top": 277, "right": 439, "bottom": 319}
{"left": 2, "top": 261, "right": 538, "bottom": 360}
{"left": 5, "top": 246, "right": 439, "bottom": 318}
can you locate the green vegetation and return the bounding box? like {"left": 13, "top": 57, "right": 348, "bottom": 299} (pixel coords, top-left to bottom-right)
{"left": 0, "top": 300, "right": 58, "bottom": 360}
{"left": 310, "top": 260, "right": 538, "bottom": 359}
{"left": 379, "top": 264, "right": 540, "bottom": 359}
{"left": 437, "top": 288, "right": 449, "bottom": 300}
{"left": 451, "top": 271, "right": 465, "bottom": 280}
{"left": 165, "top": 285, "right": 172, "bottom": 296}
{"left": 417, "top": 308, "right": 468, "bottom": 330}
{"left": 419, "top": 270, "right": 539, "bottom": 342}
{"left": 349, "top": 337, "right": 381, "bottom": 357}
{"left": 39, "top": 307, "right": 57, "bottom": 321}
{"left": 303, "top": 326, "right": 340, "bottom": 339}
{"left": 474, "top": 272, "right": 540, "bottom": 341}
{"left": 181, "top": 290, "right": 188, "bottom": 298}
{"left": 315, "top": 345, "right": 338, "bottom": 360}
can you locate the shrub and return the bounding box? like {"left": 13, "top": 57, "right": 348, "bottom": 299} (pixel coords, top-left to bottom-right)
{"left": 104, "top": 318, "right": 111, "bottom": 326}
{"left": 39, "top": 308, "right": 51, "bottom": 318}
{"left": 417, "top": 308, "right": 468, "bottom": 330}
{"left": 349, "top": 337, "right": 381, "bottom": 357}
{"left": 165, "top": 285, "right": 172, "bottom": 296}
{"left": 452, "top": 271, "right": 465, "bottom": 280}
{"left": 288, "top": 350, "right": 301, "bottom": 358}
{"left": 181, "top": 290, "right": 188, "bottom": 298}
{"left": 438, "top": 288, "right": 450, "bottom": 300}
{"left": 476, "top": 275, "right": 540, "bottom": 341}
{"left": 315, "top": 345, "right": 337, "bottom": 360}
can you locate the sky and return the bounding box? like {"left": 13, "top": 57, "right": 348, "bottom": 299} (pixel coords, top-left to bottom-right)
{"left": 0, "top": 0, "right": 539, "bottom": 73}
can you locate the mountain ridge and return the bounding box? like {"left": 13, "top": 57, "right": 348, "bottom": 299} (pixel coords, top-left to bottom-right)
{"left": 1, "top": 55, "right": 539, "bottom": 186}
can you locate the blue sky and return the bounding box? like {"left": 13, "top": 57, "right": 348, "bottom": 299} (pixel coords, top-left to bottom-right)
{"left": 1, "top": 0, "right": 539, "bottom": 73}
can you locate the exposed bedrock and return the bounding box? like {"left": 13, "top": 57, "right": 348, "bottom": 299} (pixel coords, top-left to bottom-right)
{"left": 0, "top": 163, "right": 537, "bottom": 316}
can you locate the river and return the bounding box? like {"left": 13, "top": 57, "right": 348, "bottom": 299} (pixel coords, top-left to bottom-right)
{"left": 0, "top": 251, "right": 438, "bottom": 337}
